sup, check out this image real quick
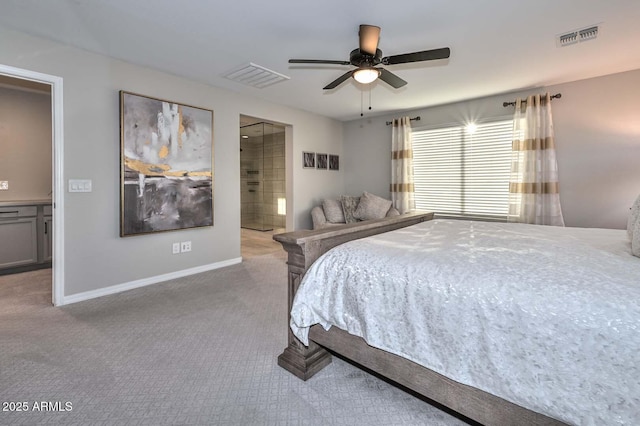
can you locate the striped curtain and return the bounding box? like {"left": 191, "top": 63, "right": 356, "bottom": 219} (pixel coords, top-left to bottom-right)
{"left": 390, "top": 117, "right": 415, "bottom": 214}
{"left": 508, "top": 93, "right": 565, "bottom": 226}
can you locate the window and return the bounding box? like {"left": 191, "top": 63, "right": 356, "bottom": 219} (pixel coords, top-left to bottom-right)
{"left": 412, "top": 119, "right": 514, "bottom": 220}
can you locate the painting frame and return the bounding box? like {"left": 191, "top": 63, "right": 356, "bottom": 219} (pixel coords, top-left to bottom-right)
{"left": 119, "top": 91, "right": 214, "bottom": 237}
{"left": 316, "top": 153, "right": 328, "bottom": 170}
{"left": 303, "top": 151, "right": 316, "bottom": 169}
{"left": 329, "top": 154, "right": 340, "bottom": 171}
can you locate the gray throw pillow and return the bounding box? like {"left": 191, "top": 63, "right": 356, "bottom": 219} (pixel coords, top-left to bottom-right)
{"left": 322, "top": 199, "right": 345, "bottom": 223}
{"left": 386, "top": 207, "right": 400, "bottom": 217}
{"left": 340, "top": 195, "right": 361, "bottom": 224}
{"left": 353, "top": 191, "right": 393, "bottom": 221}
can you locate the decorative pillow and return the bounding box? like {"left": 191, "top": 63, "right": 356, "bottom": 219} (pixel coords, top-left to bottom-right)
{"left": 633, "top": 218, "right": 640, "bottom": 258}
{"left": 322, "top": 199, "right": 345, "bottom": 223}
{"left": 340, "top": 195, "right": 361, "bottom": 224}
{"left": 353, "top": 191, "right": 393, "bottom": 221}
{"left": 628, "top": 193, "right": 640, "bottom": 240}
{"left": 386, "top": 207, "right": 400, "bottom": 217}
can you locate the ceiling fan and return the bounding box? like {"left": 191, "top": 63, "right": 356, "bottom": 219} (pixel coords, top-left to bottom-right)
{"left": 289, "top": 24, "right": 450, "bottom": 90}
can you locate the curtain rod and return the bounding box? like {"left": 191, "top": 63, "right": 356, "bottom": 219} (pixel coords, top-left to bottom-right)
{"left": 386, "top": 116, "right": 421, "bottom": 126}
{"left": 503, "top": 93, "right": 562, "bottom": 107}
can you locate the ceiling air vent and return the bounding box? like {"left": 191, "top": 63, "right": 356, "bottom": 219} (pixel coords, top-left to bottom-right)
{"left": 557, "top": 24, "right": 600, "bottom": 47}
{"left": 579, "top": 26, "right": 599, "bottom": 42}
{"left": 558, "top": 31, "right": 578, "bottom": 47}
{"left": 223, "top": 63, "right": 290, "bottom": 89}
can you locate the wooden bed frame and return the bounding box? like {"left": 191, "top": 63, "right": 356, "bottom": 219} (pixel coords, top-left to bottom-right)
{"left": 273, "top": 212, "right": 566, "bottom": 426}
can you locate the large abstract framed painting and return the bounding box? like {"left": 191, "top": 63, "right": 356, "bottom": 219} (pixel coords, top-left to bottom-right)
{"left": 120, "top": 91, "right": 213, "bottom": 237}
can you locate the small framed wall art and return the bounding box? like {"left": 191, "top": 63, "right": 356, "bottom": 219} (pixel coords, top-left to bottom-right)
{"left": 303, "top": 151, "right": 316, "bottom": 168}
{"left": 316, "top": 153, "right": 328, "bottom": 170}
{"left": 329, "top": 154, "right": 339, "bottom": 171}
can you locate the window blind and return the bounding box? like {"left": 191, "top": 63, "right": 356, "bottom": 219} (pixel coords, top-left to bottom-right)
{"left": 412, "top": 119, "right": 513, "bottom": 220}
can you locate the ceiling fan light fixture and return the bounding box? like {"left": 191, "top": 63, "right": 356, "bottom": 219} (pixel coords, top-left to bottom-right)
{"left": 288, "top": 24, "right": 450, "bottom": 90}
{"left": 353, "top": 68, "right": 381, "bottom": 84}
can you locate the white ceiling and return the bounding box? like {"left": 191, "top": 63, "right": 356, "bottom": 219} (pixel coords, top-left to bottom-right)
{"left": 2, "top": 0, "right": 640, "bottom": 122}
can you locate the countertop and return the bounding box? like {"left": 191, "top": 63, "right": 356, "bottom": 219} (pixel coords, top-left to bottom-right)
{"left": 0, "top": 199, "right": 52, "bottom": 207}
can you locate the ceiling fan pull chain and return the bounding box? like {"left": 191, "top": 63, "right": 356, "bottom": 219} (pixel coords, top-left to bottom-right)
{"left": 369, "top": 87, "right": 372, "bottom": 111}
{"left": 361, "top": 89, "right": 364, "bottom": 117}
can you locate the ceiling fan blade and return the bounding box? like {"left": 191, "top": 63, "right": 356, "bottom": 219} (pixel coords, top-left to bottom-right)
{"left": 289, "top": 59, "right": 351, "bottom": 65}
{"left": 323, "top": 71, "right": 354, "bottom": 90}
{"left": 359, "top": 24, "right": 381, "bottom": 55}
{"left": 378, "top": 68, "right": 407, "bottom": 88}
{"left": 382, "top": 47, "right": 450, "bottom": 65}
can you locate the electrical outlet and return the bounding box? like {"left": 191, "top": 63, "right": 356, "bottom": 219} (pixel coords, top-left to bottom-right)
{"left": 172, "top": 242, "right": 181, "bottom": 254}
{"left": 180, "top": 241, "right": 192, "bottom": 253}
{"left": 0, "top": 181, "right": 8, "bottom": 190}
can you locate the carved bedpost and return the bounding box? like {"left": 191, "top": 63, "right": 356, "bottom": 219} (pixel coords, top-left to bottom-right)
{"left": 275, "top": 238, "right": 332, "bottom": 380}
{"left": 273, "top": 211, "right": 434, "bottom": 381}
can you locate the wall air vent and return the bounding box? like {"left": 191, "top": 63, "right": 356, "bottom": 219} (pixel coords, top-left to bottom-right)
{"left": 223, "top": 63, "right": 290, "bottom": 89}
{"left": 557, "top": 24, "right": 600, "bottom": 48}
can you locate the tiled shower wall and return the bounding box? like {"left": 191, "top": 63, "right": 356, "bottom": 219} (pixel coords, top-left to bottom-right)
{"left": 240, "top": 130, "right": 285, "bottom": 230}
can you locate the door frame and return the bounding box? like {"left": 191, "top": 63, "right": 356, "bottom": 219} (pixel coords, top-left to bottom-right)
{"left": 0, "top": 64, "right": 65, "bottom": 306}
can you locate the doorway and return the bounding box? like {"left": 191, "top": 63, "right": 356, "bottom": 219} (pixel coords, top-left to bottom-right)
{"left": 0, "top": 64, "right": 64, "bottom": 306}
{"left": 239, "top": 115, "right": 287, "bottom": 258}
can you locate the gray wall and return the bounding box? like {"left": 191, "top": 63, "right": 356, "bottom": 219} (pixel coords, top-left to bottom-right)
{"left": 0, "top": 25, "right": 344, "bottom": 298}
{"left": 343, "top": 68, "right": 640, "bottom": 229}
{"left": 0, "top": 85, "right": 52, "bottom": 201}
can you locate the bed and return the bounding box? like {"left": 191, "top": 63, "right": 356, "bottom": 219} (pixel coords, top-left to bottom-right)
{"left": 273, "top": 212, "right": 640, "bottom": 425}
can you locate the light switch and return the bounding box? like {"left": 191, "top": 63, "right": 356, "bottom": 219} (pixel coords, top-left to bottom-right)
{"left": 68, "top": 179, "right": 92, "bottom": 193}
{"left": 0, "top": 181, "right": 8, "bottom": 190}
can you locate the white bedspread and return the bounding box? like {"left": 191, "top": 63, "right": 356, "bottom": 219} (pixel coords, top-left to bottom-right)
{"left": 290, "top": 219, "right": 640, "bottom": 425}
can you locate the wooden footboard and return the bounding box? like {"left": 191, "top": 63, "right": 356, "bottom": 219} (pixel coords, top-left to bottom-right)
{"left": 273, "top": 211, "right": 566, "bottom": 426}
{"left": 273, "top": 211, "right": 433, "bottom": 380}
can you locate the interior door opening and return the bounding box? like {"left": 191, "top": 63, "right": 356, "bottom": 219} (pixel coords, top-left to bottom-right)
{"left": 240, "top": 117, "right": 286, "bottom": 232}
{"left": 0, "top": 64, "right": 64, "bottom": 306}
{"left": 239, "top": 115, "right": 288, "bottom": 258}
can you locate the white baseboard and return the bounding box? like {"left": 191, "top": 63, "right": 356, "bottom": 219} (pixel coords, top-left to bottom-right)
{"left": 60, "top": 257, "right": 243, "bottom": 306}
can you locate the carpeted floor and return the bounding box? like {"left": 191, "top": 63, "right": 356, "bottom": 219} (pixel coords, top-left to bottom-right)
{"left": 0, "top": 251, "right": 469, "bottom": 425}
